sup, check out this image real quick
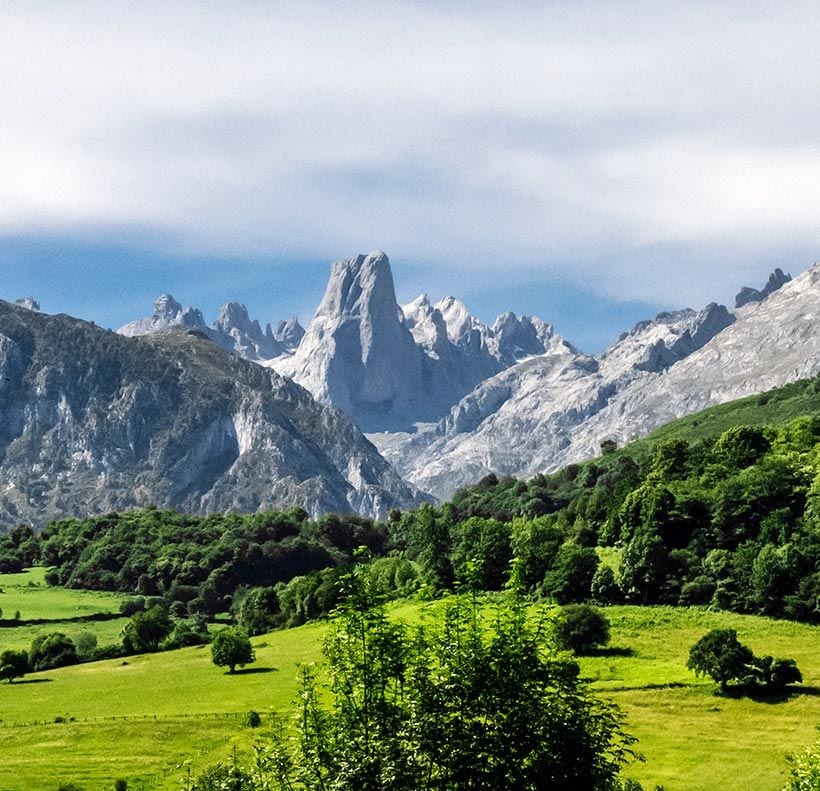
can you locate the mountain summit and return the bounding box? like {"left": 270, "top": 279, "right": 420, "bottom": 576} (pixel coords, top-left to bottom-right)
{"left": 273, "top": 251, "right": 573, "bottom": 431}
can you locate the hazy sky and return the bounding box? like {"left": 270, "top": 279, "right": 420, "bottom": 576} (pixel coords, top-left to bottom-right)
{"left": 1, "top": 2, "right": 818, "bottom": 351}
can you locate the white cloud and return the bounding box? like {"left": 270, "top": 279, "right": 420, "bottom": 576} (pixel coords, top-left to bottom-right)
{"left": 1, "top": 0, "right": 819, "bottom": 305}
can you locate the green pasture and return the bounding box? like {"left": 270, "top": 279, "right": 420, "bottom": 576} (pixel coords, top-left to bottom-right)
{"left": 0, "top": 582, "right": 816, "bottom": 791}
{"left": 0, "top": 567, "right": 126, "bottom": 621}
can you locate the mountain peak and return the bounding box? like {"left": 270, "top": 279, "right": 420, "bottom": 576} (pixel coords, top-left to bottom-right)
{"left": 14, "top": 297, "right": 40, "bottom": 312}
{"left": 153, "top": 294, "right": 183, "bottom": 320}
{"left": 734, "top": 267, "right": 792, "bottom": 308}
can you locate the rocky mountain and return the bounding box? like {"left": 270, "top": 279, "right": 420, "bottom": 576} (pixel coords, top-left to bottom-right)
{"left": 375, "top": 265, "right": 816, "bottom": 498}
{"left": 735, "top": 267, "right": 791, "bottom": 308}
{"left": 119, "top": 294, "right": 303, "bottom": 362}
{"left": 272, "top": 251, "right": 574, "bottom": 431}
{"left": 0, "top": 300, "right": 424, "bottom": 528}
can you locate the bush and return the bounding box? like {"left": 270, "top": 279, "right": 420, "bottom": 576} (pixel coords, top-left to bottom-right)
{"left": 553, "top": 604, "right": 611, "bottom": 654}
{"left": 245, "top": 710, "right": 261, "bottom": 728}
{"left": 30, "top": 633, "right": 79, "bottom": 671}
{"left": 783, "top": 736, "right": 820, "bottom": 790}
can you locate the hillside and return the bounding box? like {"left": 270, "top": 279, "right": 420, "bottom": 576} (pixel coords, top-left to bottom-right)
{"left": 0, "top": 300, "right": 424, "bottom": 528}
{"left": 376, "top": 263, "right": 820, "bottom": 498}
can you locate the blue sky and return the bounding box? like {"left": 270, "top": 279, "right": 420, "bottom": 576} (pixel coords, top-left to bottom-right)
{"left": 1, "top": 2, "right": 819, "bottom": 352}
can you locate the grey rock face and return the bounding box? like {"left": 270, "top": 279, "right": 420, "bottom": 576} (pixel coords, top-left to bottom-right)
{"left": 274, "top": 251, "right": 434, "bottom": 432}
{"left": 273, "top": 317, "right": 305, "bottom": 351}
{"left": 14, "top": 297, "right": 40, "bottom": 312}
{"left": 119, "top": 295, "right": 297, "bottom": 362}
{"left": 734, "top": 267, "right": 792, "bottom": 308}
{"left": 375, "top": 268, "right": 818, "bottom": 500}
{"left": 0, "top": 300, "right": 425, "bottom": 529}
{"left": 275, "top": 252, "right": 573, "bottom": 432}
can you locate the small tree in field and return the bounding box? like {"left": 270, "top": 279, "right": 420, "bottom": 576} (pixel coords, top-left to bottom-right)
{"left": 0, "top": 649, "right": 28, "bottom": 683}
{"left": 687, "top": 629, "right": 754, "bottom": 692}
{"left": 554, "top": 604, "right": 611, "bottom": 654}
{"left": 211, "top": 628, "right": 255, "bottom": 673}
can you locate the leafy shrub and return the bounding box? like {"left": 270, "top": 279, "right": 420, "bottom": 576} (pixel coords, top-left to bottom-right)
{"left": 553, "top": 604, "right": 611, "bottom": 654}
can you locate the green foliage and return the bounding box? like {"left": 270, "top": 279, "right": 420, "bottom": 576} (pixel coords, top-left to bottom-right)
{"left": 554, "top": 604, "right": 611, "bottom": 654}
{"left": 542, "top": 544, "right": 600, "bottom": 603}
{"left": 30, "top": 632, "right": 79, "bottom": 671}
{"left": 267, "top": 572, "right": 637, "bottom": 790}
{"left": 122, "top": 605, "right": 172, "bottom": 653}
{"left": 0, "top": 648, "right": 28, "bottom": 682}
{"left": 783, "top": 736, "right": 820, "bottom": 791}
{"left": 450, "top": 516, "right": 512, "bottom": 590}
{"left": 687, "top": 628, "right": 803, "bottom": 694}
{"left": 74, "top": 631, "right": 98, "bottom": 660}
{"left": 211, "top": 627, "right": 255, "bottom": 673}
{"left": 687, "top": 629, "right": 755, "bottom": 691}
{"left": 234, "top": 586, "right": 280, "bottom": 635}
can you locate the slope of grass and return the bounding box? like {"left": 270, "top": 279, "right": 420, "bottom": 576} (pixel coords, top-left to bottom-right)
{"left": 0, "top": 603, "right": 817, "bottom": 791}
{"left": 633, "top": 374, "right": 820, "bottom": 452}
{"left": 0, "top": 567, "right": 126, "bottom": 621}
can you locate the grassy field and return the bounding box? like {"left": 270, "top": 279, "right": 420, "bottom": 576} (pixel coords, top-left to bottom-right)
{"left": 0, "top": 568, "right": 129, "bottom": 655}
{"left": 0, "top": 583, "right": 817, "bottom": 791}
{"left": 0, "top": 567, "right": 126, "bottom": 621}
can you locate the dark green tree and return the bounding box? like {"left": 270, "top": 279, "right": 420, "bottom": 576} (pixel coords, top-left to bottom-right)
{"left": 30, "top": 633, "right": 79, "bottom": 671}
{"left": 211, "top": 627, "right": 255, "bottom": 673}
{"left": 687, "top": 629, "right": 754, "bottom": 692}
{"left": 122, "top": 605, "right": 173, "bottom": 653}
{"left": 0, "top": 649, "right": 28, "bottom": 682}
{"left": 554, "top": 604, "right": 611, "bottom": 654}
{"left": 541, "top": 544, "right": 600, "bottom": 603}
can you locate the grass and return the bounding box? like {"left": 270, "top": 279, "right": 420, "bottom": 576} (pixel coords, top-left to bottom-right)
{"left": 0, "top": 599, "right": 817, "bottom": 791}
{"left": 631, "top": 374, "right": 820, "bottom": 453}
{"left": 0, "top": 567, "right": 126, "bottom": 621}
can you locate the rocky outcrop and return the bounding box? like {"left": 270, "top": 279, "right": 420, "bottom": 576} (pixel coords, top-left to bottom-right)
{"left": 734, "top": 267, "right": 792, "bottom": 308}
{"left": 274, "top": 251, "right": 433, "bottom": 431}
{"left": 273, "top": 317, "right": 305, "bottom": 352}
{"left": 118, "top": 295, "right": 302, "bottom": 362}
{"left": 14, "top": 298, "right": 40, "bottom": 312}
{"left": 0, "top": 300, "right": 425, "bottom": 528}
{"left": 273, "top": 252, "right": 574, "bottom": 432}
{"left": 375, "top": 268, "right": 818, "bottom": 500}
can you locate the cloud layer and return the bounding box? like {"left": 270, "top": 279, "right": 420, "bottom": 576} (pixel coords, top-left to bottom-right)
{"left": 2, "top": 1, "right": 819, "bottom": 305}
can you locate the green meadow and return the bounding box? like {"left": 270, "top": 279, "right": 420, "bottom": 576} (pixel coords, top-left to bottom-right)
{"left": 0, "top": 573, "right": 818, "bottom": 791}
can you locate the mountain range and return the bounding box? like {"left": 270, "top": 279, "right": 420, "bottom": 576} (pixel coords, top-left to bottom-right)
{"left": 2, "top": 252, "right": 818, "bottom": 526}
{"left": 0, "top": 300, "right": 423, "bottom": 527}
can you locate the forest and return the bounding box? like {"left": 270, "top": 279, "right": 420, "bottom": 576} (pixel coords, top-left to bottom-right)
{"left": 1, "top": 377, "right": 816, "bottom": 639}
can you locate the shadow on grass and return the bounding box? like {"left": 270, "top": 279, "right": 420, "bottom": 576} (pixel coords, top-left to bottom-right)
{"left": 227, "top": 667, "right": 277, "bottom": 676}
{"left": 8, "top": 678, "right": 53, "bottom": 685}
{"left": 720, "top": 684, "right": 820, "bottom": 704}
{"left": 583, "top": 646, "right": 636, "bottom": 658}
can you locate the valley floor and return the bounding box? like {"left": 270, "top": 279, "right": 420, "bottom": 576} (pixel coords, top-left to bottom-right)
{"left": 0, "top": 587, "right": 817, "bottom": 790}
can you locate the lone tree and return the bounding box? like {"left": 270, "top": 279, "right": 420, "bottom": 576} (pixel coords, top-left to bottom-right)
{"left": 211, "top": 627, "right": 255, "bottom": 673}
{"left": 688, "top": 629, "right": 803, "bottom": 695}
{"left": 687, "top": 629, "right": 754, "bottom": 692}
{"left": 554, "top": 604, "right": 611, "bottom": 654}
{"left": 0, "top": 649, "right": 28, "bottom": 683}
